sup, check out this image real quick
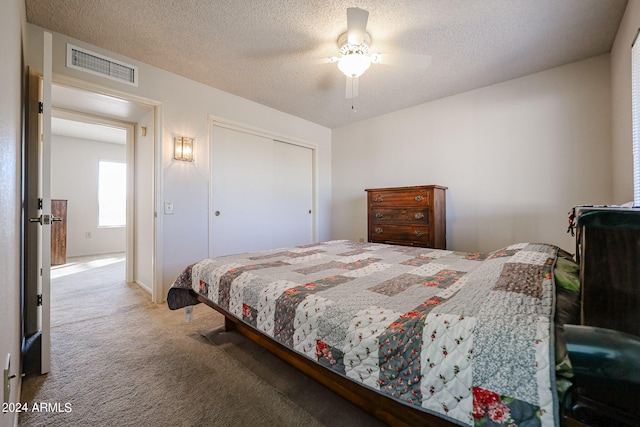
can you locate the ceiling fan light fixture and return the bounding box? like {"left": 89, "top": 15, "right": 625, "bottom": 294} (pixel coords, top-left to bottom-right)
{"left": 336, "top": 31, "right": 372, "bottom": 78}
{"left": 338, "top": 53, "right": 371, "bottom": 78}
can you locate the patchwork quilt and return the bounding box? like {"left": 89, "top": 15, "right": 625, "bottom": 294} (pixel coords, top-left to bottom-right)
{"left": 168, "top": 240, "right": 559, "bottom": 426}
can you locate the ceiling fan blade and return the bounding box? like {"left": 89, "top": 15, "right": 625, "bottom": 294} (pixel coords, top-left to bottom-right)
{"left": 345, "top": 76, "right": 359, "bottom": 99}
{"left": 346, "top": 7, "right": 369, "bottom": 45}
{"left": 282, "top": 57, "right": 336, "bottom": 71}
{"left": 371, "top": 53, "right": 432, "bottom": 69}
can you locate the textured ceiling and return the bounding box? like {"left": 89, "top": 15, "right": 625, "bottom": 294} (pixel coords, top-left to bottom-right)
{"left": 26, "top": 0, "right": 628, "bottom": 129}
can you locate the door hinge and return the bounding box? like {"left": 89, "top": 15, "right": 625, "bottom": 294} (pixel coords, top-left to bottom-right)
{"left": 37, "top": 294, "right": 42, "bottom": 306}
{"left": 38, "top": 102, "right": 43, "bottom": 114}
{"left": 38, "top": 198, "right": 43, "bottom": 210}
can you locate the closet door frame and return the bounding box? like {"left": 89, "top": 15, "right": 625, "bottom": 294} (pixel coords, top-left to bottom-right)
{"left": 208, "top": 117, "right": 317, "bottom": 257}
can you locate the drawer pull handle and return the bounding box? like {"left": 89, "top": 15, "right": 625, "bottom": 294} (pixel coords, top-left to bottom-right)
{"left": 375, "top": 213, "right": 384, "bottom": 219}
{"left": 414, "top": 195, "right": 424, "bottom": 202}
{"left": 414, "top": 230, "right": 424, "bottom": 237}
{"left": 374, "top": 196, "right": 383, "bottom": 202}
{"left": 414, "top": 213, "right": 425, "bottom": 220}
{"left": 374, "top": 228, "right": 383, "bottom": 234}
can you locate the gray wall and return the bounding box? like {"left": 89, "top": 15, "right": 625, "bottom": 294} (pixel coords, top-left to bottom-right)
{"left": 611, "top": 0, "right": 638, "bottom": 203}
{"left": 332, "top": 55, "right": 613, "bottom": 253}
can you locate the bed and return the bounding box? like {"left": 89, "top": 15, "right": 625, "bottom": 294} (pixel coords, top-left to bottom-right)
{"left": 168, "top": 240, "right": 581, "bottom": 426}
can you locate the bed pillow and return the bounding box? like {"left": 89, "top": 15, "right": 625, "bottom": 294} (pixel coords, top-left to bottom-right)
{"left": 554, "top": 252, "right": 580, "bottom": 294}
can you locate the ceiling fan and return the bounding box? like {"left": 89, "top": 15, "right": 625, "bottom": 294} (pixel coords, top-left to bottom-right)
{"left": 284, "top": 7, "right": 432, "bottom": 100}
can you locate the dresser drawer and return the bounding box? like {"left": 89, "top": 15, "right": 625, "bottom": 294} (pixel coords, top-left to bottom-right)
{"left": 368, "top": 189, "right": 430, "bottom": 207}
{"left": 369, "top": 225, "right": 431, "bottom": 246}
{"left": 370, "top": 207, "right": 429, "bottom": 224}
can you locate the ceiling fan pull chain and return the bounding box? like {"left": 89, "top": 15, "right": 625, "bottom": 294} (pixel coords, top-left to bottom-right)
{"left": 351, "top": 79, "right": 356, "bottom": 112}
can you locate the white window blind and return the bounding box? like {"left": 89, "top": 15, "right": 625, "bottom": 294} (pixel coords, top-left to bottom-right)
{"left": 632, "top": 30, "right": 640, "bottom": 206}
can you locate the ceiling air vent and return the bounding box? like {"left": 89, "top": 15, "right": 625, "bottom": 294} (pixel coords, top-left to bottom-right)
{"left": 66, "top": 44, "right": 138, "bottom": 86}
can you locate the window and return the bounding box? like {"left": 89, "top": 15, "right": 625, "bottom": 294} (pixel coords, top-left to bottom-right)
{"left": 98, "top": 160, "right": 126, "bottom": 227}
{"left": 632, "top": 32, "right": 640, "bottom": 206}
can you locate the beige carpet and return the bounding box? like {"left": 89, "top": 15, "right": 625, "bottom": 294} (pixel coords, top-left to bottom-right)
{"left": 19, "top": 257, "right": 384, "bottom": 426}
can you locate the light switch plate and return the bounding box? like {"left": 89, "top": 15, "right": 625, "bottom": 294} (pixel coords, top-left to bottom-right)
{"left": 164, "top": 201, "right": 174, "bottom": 215}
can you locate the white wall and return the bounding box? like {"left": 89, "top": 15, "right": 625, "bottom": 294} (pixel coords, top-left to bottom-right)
{"left": 134, "top": 110, "right": 155, "bottom": 291}
{"left": 0, "top": 0, "right": 25, "bottom": 425}
{"left": 332, "top": 55, "right": 612, "bottom": 253}
{"left": 26, "top": 24, "right": 332, "bottom": 299}
{"left": 51, "top": 134, "right": 127, "bottom": 257}
{"left": 611, "top": 0, "right": 638, "bottom": 202}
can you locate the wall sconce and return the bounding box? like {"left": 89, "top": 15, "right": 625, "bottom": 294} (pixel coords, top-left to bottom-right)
{"left": 174, "top": 136, "right": 194, "bottom": 162}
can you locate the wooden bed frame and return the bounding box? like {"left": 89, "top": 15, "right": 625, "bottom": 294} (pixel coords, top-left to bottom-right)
{"left": 196, "top": 294, "right": 584, "bottom": 427}
{"left": 196, "top": 294, "right": 452, "bottom": 426}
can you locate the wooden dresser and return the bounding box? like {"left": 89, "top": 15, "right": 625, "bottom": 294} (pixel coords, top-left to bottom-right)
{"left": 365, "top": 185, "right": 447, "bottom": 249}
{"left": 51, "top": 199, "right": 68, "bottom": 266}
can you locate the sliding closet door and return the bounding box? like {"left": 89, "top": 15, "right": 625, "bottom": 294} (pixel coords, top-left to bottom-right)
{"left": 210, "top": 125, "right": 313, "bottom": 257}
{"left": 272, "top": 140, "right": 313, "bottom": 247}
{"left": 211, "top": 126, "right": 273, "bottom": 256}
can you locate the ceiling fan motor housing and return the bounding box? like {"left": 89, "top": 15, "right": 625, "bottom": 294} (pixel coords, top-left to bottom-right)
{"left": 338, "top": 31, "right": 371, "bottom": 56}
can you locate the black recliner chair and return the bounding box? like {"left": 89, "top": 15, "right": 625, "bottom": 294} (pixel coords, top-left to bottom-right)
{"left": 564, "top": 325, "right": 640, "bottom": 426}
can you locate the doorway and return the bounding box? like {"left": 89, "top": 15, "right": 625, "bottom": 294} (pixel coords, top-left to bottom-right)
{"left": 50, "top": 83, "right": 156, "bottom": 296}
{"left": 21, "top": 43, "right": 160, "bottom": 378}
{"left": 50, "top": 112, "right": 129, "bottom": 278}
